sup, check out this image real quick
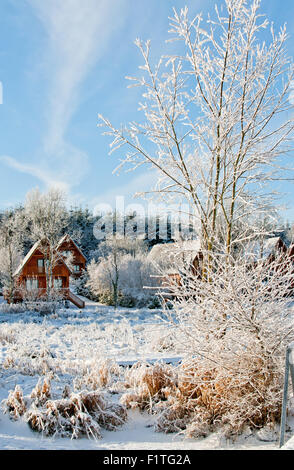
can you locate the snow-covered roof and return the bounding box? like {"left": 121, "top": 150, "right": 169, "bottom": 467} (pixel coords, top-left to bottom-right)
{"left": 57, "top": 234, "right": 86, "bottom": 261}
{"left": 263, "top": 237, "right": 283, "bottom": 254}
{"left": 148, "top": 239, "right": 201, "bottom": 273}
{"left": 243, "top": 236, "right": 286, "bottom": 261}
{"left": 13, "top": 240, "right": 73, "bottom": 278}
{"left": 13, "top": 241, "right": 42, "bottom": 278}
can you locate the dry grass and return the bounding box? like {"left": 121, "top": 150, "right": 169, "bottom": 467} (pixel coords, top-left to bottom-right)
{"left": 119, "top": 356, "right": 284, "bottom": 439}
{"left": 0, "top": 330, "right": 16, "bottom": 344}
{"left": 25, "top": 397, "right": 103, "bottom": 439}
{"left": 154, "top": 355, "right": 284, "bottom": 438}
{"left": 2, "top": 352, "right": 58, "bottom": 377}
{"left": 121, "top": 362, "right": 176, "bottom": 411}
{"left": 155, "top": 395, "right": 195, "bottom": 434}
{"left": 2, "top": 381, "right": 127, "bottom": 440}
{"left": 3, "top": 385, "right": 27, "bottom": 420}
{"left": 30, "top": 377, "right": 52, "bottom": 406}
{"left": 25, "top": 390, "right": 127, "bottom": 439}
{"left": 74, "top": 359, "right": 121, "bottom": 391}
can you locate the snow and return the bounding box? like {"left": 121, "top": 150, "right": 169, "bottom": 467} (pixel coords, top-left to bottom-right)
{"left": 0, "top": 408, "right": 279, "bottom": 450}
{"left": 148, "top": 240, "right": 201, "bottom": 275}
{"left": 282, "top": 435, "right": 294, "bottom": 450}
{"left": 0, "top": 296, "right": 288, "bottom": 450}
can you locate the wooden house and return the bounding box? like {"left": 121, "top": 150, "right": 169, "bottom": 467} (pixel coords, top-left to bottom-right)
{"left": 5, "top": 239, "right": 85, "bottom": 308}
{"left": 56, "top": 234, "right": 86, "bottom": 277}
{"left": 147, "top": 240, "right": 202, "bottom": 297}
{"left": 149, "top": 236, "right": 294, "bottom": 298}
{"left": 244, "top": 236, "right": 288, "bottom": 262}
{"left": 148, "top": 240, "right": 202, "bottom": 277}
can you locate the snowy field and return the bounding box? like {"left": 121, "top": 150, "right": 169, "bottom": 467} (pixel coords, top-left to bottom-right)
{"left": 0, "top": 296, "right": 291, "bottom": 450}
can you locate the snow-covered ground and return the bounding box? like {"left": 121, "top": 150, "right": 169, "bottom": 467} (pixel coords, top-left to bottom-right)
{"left": 0, "top": 296, "right": 291, "bottom": 450}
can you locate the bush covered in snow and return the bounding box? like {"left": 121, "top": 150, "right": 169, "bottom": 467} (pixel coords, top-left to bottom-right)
{"left": 86, "top": 238, "right": 161, "bottom": 307}
{"left": 2, "top": 378, "right": 127, "bottom": 439}
{"left": 0, "top": 303, "right": 30, "bottom": 314}
{"left": 0, "top": 300, "right": 64, "bottom": 315}
{"left": 153, "top": 251, "right": 294, "bottom": 437}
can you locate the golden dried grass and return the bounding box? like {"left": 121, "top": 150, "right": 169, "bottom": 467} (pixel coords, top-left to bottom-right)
{"left": 30, "top": 377, "right": 52, "bottom": 406}
{"left": 2, "top": 385, "right": 27, "bottom": 420}
{"left": 121, "top": 362, "right": 176, "bottom": 411}
{"left": 25, "top": 390, "right": 127, "bottom": 439}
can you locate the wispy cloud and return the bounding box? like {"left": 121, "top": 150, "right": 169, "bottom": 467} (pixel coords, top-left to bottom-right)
{"left": 29, "top": 0, "right": 127, "bottom": 153}
{"left": 1, "top": 152, "right": 78, "bottom": 194}
{"left": 1, "top": 0, "right": 128, "bottom": 192}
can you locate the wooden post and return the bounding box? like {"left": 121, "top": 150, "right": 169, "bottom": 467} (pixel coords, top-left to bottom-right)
{"left": 279, "top": 343, "right": 294, "bottom": 447}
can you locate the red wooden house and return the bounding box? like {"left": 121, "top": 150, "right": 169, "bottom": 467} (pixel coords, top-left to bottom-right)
{"left": 56, "top": 234, "right": 86, "bottom": 277}
{"left": 5, "top": 238, "right": 85, "bottom": 308}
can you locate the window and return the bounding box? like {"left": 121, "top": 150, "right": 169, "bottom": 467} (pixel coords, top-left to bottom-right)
{"left": 74, "top": 265, "right": 80, "bottom": 272}
{"left": 53, "top": 278, "right": 63, "bottom": 289}
{"left": 63, "top": 251, "right": 72, "bottom": 257}
{"left": 37, "top": 259, "right": 44, "bottom": 269}
{"left": 26, "top": 278, "right": 38, "bottom": 290}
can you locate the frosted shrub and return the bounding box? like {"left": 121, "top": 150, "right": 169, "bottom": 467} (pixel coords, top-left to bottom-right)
{"left": 0, "top": 303, "right": 30, "bottom": 314}
{"left": 0, "top": 299, "right": 62, "bottom": 315}
{"left": 87, "top": 244, "right": 159, "bottom": 307}
{"left": 159, "top": 251, "right": 294, "bottom": 437}
{"left": 0, "top": 326, "right": 16, "bottom": 344}
{"left": 25, "top": 391, "right": 127, "bottom": 438}
{"left": 3, "top": 385, "right": 27, "bottom": 420}
{"left": 121, "top": 362, "right": 176, "bottom": 411}
{"left": 24, "top": 300, "right": 61, "bottom": 315}
{"left": 3, "top": 383, "right": 127, "bottom": 440}
{"left": 30, "top": 377, "right": 52, "bottom": 406}
{"left": 74, "top": 359, "right": 121, "bottom": 391}
{"left": 25, "top": 395, "right": 102, "bottom": 439}
{"left": 3, "top": 349, "right": 57, "bottom": 377}
{"left": 155, "top": 395, "right": 199, "bottom": 435}
{"left": 22, "top": 287, "right": 64, "bottom": 315}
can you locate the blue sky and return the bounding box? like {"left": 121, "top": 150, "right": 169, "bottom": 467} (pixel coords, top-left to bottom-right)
{"left": 0, "top": 0, "right": 293, "bottom": 221}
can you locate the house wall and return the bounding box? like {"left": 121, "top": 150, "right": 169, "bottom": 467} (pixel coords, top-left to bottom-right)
{"left": 16, "top": 248, "right": 70, "bottom": 291}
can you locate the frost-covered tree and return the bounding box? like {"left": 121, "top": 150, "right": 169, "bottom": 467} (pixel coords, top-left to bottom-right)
{"left": 24, "top": 188, "right": 68, "bottom": 300}
{"left": 86, "top": 236, "right": 156, "bottom": 306}
{"left": 0, "top": 211, "right": 24, "bottom": 303}
{"left": 99, "top": 0, "right": 294, "bottom": 257}
{"left": 87, "top": 236, "right": 131, "bottom": 307}
{"left": 67, "top": 206, "right": 98, "bottom": 259}
{"left": 119, "top": 252, "right": 158, "bottom": 295}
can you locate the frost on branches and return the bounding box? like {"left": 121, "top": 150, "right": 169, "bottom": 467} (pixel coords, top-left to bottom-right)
{"left": 97, "top": 0, "right": 294, "bottom": 436}
{"left": 157, "top": 250, "right": 294, "bottom": 437}
{"left": 86, "top": 236, "right": 159, "bottom": 307}
{"left": 99, "top": 0, "right": 294, "bottom": 255}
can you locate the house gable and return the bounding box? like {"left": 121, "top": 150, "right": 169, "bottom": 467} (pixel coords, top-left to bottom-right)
{"left": 56, "top": 234, "right": 86, "bottom": 276}
{"left": 14, "top": 240, "right": 72, "bottom": 281}
{"left": 57, "top": 234, "right": 86, "bottom": 262}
